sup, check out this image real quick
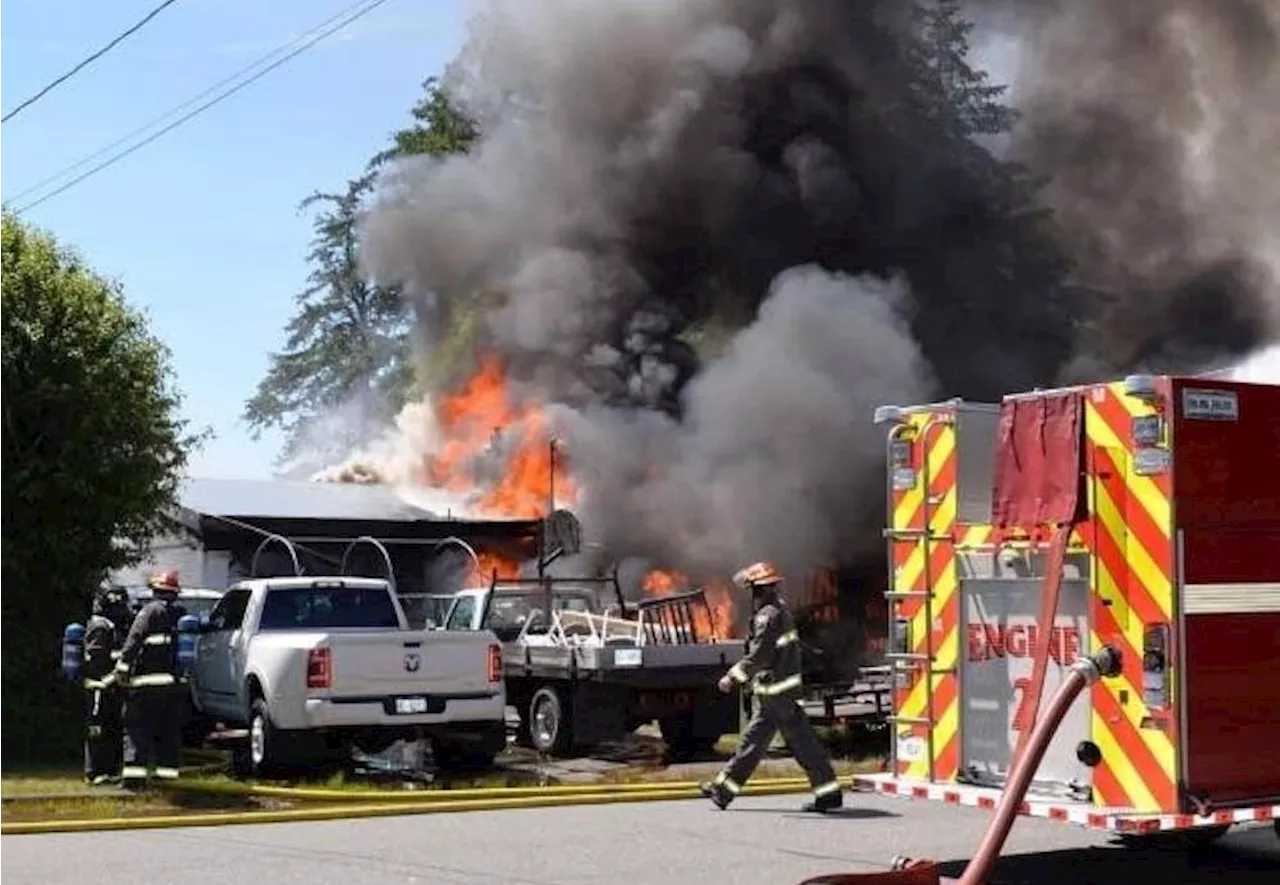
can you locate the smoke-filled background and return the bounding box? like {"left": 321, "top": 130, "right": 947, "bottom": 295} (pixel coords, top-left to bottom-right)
{"left": 349, "top": 0, "right": 1280, "bottom": 582}
{"left": 978, "top": 0, "right": 1280, "bottom": 376}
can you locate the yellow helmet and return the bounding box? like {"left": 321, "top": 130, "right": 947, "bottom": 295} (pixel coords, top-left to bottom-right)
{"left": 732, "top": 561, "right": 784, "bottom": 591}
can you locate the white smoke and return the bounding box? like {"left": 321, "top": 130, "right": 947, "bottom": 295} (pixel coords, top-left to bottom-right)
{"left": 309, "top": 399, "right": 442, "bottom": 486}
{"left": 1226, "top": 342, "right": 1280, "bottom": 383}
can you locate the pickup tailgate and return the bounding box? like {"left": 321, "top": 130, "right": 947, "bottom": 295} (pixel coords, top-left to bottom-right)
{"left": 325, "top": 630, "right": 499, "bottom": 699}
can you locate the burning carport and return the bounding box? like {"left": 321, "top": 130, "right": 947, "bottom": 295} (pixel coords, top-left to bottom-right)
{"left": 155, "top": 478, "right": 543, "bottom": 623}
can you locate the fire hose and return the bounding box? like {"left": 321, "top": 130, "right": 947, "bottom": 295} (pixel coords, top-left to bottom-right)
{"left": 155, "top": 774, "right": 815, "bottom": 802}
{"left": 0, "top": 774, "right": 818, "bottom": 835}
{"left": 798, "top": 645, "right": 1122, "bottom": 885}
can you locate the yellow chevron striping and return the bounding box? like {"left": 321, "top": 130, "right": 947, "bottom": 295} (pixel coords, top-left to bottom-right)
{"left": 1122, "top": 526, "right": 1173, "bottom": 620}
{"left": 1084, "top": 402, "right": 1124, "bottom": 457}
{"left": 1087, "top": 394, "right": 1171, "bottom": 538}
{"left": 956, "top": 525, "right": 990, "bottom": 547}
{"left": 1090, "top": 482, "right": 1145, "bottom": 651}
{"left": 1108, "top": 385, "right": 1173, "bottom": 538}
{"left": 903, "top": 667, "right": 959, "bottom": 780}
{"left": 897, "top": 618, "right": 958, "bottom": 721}
{"left": 1090, "top": 706, "right": 1159, "bottom": 812}
{"left": 931, "top": 684, "right": 958, "bottom": 766}
{"left": 925, "top": 429, "right": 956, "bottom": 533}
{"left": 898, "top": 545, "right": 957, "bottom": 716}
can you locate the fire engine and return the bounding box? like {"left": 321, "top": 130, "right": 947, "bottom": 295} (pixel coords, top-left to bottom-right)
{"left": 852, "top": 372, "right": 1280, "bottom": 842}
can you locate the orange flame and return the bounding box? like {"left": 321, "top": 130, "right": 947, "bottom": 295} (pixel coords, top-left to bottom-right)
{"left": 469, "top": 551, "right": 522, "bottom": 587}
{"left": 428, "top": 355, "right": 577, "bottom": 518}
{"left": 642, "top": 569, "right": 740, "bottom": 640}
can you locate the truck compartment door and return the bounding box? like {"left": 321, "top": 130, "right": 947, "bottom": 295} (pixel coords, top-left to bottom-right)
{"left": 959, "top": 577, "right": 1091, "bottom": 794}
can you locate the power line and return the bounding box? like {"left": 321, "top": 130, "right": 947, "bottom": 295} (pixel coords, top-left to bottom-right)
{"left": 8, "top": 0, "right": 395, "bottom": 215}
{"left": 4, "top": 0, "right": 391, "bottom": 209}
{"left": 2, "top": 0, "right": 186, "bottom": 123}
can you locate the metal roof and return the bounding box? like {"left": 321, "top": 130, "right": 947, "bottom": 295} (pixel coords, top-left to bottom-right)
{"left": 177, "top": 477, "right": 478, "bottom": 522}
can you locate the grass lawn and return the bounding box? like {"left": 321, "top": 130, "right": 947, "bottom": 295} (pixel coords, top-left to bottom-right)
{"left": 2, "top": 723, "right": 887, "bottom": 823}
{"left": 2, "top": 769, "right": 100, "bottom": 797}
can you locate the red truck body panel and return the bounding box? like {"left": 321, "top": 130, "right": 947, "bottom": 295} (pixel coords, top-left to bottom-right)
{"left": 1170, "top": 378, "right": 1280, "bottom": 808}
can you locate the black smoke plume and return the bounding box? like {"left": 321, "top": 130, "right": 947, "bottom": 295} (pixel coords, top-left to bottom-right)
{"left": 972, "top": 0, "right": 1280, "bottom": 375}
{"left": 356, "top": 0, "right": 1279, "bottom": 587}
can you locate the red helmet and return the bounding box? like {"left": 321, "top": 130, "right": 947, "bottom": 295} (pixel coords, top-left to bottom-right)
{"left": 732, "top": 561, "right": 784, "bottom": 591}
{"left": 147, "top": 570, "right": 181, "bottom": 593}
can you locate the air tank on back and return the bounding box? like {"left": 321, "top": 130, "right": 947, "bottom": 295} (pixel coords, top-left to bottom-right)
{"left": 61, "top": 622, "right": 86, "bottom": 682}
{"left": 175, "top": 615, "right": 201, "bottom": 678}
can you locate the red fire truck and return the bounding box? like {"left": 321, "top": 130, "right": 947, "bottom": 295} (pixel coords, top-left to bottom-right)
{"left": 852, "top": 372, "right": 1280, "bottom": 842}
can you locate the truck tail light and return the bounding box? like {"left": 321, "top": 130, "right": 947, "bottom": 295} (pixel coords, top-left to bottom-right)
{"left": 307, "top": 647, "right": 332, "bottom": 689}
{"left": 486, "top": 643, "right": 502, "bottom": 683}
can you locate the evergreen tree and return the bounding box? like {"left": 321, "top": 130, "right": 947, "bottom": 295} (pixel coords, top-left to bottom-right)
{"left": 245, "top": 79, "right": 478, "bottom": 468}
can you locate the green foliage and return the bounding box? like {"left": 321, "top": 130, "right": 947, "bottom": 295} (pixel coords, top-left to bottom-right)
{"left": 1, "top": 212, "right": 203, "bottom": 763}
{"left": 891, "top": 0, "right": 1087, "bottom": 392}
{"left": 243, "top": 174, "right": 414, "bottom": 471}
{"left": 246, "top": 78, "right": 479, "bottom": 467}
{"left": 907, "top": 0, "right": 1017, "bottom": 138}
{"left": 371, "top": 76, "right": 479, "bottom": 168}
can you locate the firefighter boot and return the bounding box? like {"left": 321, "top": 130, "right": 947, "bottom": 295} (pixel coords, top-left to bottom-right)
{"left": 699, "top": 779, "right": 734, "bottom": 810}
{"left": 800, "top": 786, "right": 844, "bottom": 814}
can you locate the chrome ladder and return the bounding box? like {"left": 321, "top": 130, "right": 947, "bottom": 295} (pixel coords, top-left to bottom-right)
{"left": 883, "top": 416, "right": 952, "bottom": 783}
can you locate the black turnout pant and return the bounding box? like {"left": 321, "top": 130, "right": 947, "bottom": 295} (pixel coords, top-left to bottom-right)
{"left": 122, "top": 687, "right": 183, "bottom": 781}
{"left": 84, "top": 685, "right": 124, "bottom": 780}
{"left": 717, "top": 693, "right": 839, "bottom": 796}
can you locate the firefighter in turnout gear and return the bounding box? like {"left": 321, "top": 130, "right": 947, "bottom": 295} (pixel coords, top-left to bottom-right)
{"left": 700, "top": 562, "right": 843, "bottom": 813}
{"left": 83, "top": 584, "right": 132, "bottom": 784}
{"left": 116, "top": 570, "right": 187, "bottom": 787}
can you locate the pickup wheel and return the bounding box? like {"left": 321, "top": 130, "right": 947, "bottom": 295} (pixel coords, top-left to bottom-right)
{"left": 240, "top": 698, "right": 296, "bottom": 778}
{"left": 528, "top": 686, "right": 573, "bottom": 756}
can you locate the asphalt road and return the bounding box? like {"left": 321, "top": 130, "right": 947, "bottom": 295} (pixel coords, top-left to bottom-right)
{"left": 3, "top": 793, "right": 1276, "bottom": 885}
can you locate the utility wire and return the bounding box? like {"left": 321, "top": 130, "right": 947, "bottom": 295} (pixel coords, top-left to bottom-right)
{"left": 7, "top": 0, "right": 394, "bottom": 215}
{"left": 2, "top": 0, "right": 185, "bottom": 123}
{"left": 4, "top": 0, "right": 386, "bottom": 209}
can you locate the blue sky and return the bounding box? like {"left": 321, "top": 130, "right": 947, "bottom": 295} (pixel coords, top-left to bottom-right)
{"left": 2, "top": 0, "right": 470, "bottom": 478}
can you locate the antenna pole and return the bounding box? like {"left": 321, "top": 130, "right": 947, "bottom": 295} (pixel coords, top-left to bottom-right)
{"left": 548, "top": 438, "right": 558, "bottom": 515}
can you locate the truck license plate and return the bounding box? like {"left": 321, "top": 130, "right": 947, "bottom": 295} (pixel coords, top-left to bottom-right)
{"left": 394, "top": 696, "right": 428, "bottom": 714}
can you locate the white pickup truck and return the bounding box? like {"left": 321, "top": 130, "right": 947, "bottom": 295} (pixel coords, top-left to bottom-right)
{"left": 192, "top": 576, "right": 507, "bottom": 776}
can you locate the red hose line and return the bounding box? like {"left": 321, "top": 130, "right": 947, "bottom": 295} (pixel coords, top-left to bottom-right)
{"left": 795, "top": 647, "right": 1120, "bottom": 885}
{"left": 952, "top": 646, "right": 1120, "bottom": 885}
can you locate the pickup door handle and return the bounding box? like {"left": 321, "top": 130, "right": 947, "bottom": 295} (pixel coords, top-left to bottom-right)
{"left": 402, "top": 641, "right": 422, "bottom": 648}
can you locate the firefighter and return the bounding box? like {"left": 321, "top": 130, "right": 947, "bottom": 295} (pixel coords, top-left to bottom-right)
{"left": 83, "top": 584, "right": 132, "bottom": 784}
{"left": 700, "top": 561, "right": 843, "bottom": 813}
{"left": 116, "top": 570, "right": 187, "bottom": 788}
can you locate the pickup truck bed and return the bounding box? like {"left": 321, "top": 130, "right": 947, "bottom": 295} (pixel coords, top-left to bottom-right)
{"left": 510, "top": 640, "right": 743, "bottom": 681}
{"left": 444, "top": 582, "right": 745, "bottom": 758}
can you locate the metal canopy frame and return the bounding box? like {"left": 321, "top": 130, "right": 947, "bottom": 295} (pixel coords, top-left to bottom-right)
{"left": 249, "top": 534, "right": 303, "bottom": 578}
{"left": 339, "top": 535, "right": 397, "bottom": 590}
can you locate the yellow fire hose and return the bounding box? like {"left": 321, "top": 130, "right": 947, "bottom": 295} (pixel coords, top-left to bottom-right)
{"left": 2, "top": 777, "right": 818, "bottom": 836}
{"left": 169, "top": 774, "right": 813, "bottom": 803}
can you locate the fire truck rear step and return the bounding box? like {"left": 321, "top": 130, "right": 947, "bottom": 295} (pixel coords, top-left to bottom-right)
{"left": 851, "top": 773, "right": 1280, "bottom": 835}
